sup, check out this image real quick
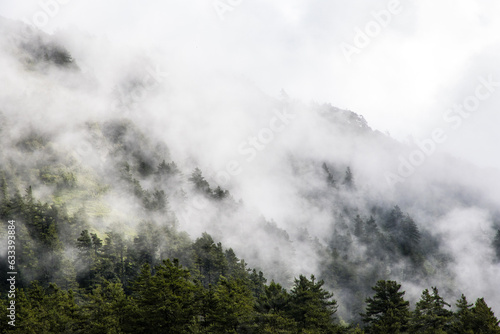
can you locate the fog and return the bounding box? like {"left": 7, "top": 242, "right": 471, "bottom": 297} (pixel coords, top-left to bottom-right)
{"left": 1, "top": 0, "right": 500, "bottom": 320}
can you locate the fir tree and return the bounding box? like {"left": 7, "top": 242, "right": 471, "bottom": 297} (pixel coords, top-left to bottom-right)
{"left": 362, "top": 280, "right": 410, "bottom": 334}
{"left": 410, "top": 287, "right": 452, "bottom": 333}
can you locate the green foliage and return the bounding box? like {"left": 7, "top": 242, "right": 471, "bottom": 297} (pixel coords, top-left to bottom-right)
{"left": 127, "top": 260, "right": 200, "bottom": 333}
{"left": 288, "top": 275, "right": 339, "bottom": 333}
{"left": 361, "top": 280, "right": 410, "bottom": 334}
{"left": 81, "top": 281, "right": 129, "bottom": 334}
{"left": 410, "top": 287, "right": 452, "bottom": 333}
{"left": 13, "top": 282, "right": 81, "bottom": 333}
{"left": 204, "top": 277, "right": 255, "bottom": 333}
{"left": 451, "top": 294, "right": 475, "bottom": 334}
{"left": 192, "top": 233, "right": 228, "bottom": 288}
{"left": 469, "top": 298, "right": 500, "bottom": 333}
{"left": 1, "top": 147, "right": 500, "bottom": 333}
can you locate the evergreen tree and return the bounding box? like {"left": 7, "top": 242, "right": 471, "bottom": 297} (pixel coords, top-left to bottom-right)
{"left": 343, "top": 167, "right": 355, "bottom": 189}
{"left": 205, "top": 276, "right": 255, "bottom": 333}
{"left": 384, "top": 206, "right": 404, "bottom": 231}
{"left": 249, "top": 268, "right": 267, "bottom": 299}
{"left": 225, "top": 248, "right": 250, "bottom": 281}
{"left": 128, "top": 260, "right": 200, "bottom": 333}
{"left": 288, "top": 275, "right": 338, "bottom": 333}
{"left": 361, "top": 280, "right": 410, "bottom": 334}
{"left": 470, "top": 298, "right": 500, "bottom": 333}
{"left": 101, "top": 231, "right": 128, "bottom": 285}
{"left": 82, "top": 281, "right": 129, "bottom": 334}
{"left": 90, "top": 233, "right": 103, "bottom": 256}
{"left": 451, "top": 294, "right": 474, "bottom": 334}
{"left": 399, "top": 214, "right": 421, "bottom": 256}
{"left": 256, "top": 281, "right": 297, "bottom": 333}
{"left": 192, "top": 233, "right": 228, "bottom": 288}
{"left": 14, "top": 282, "right": 81, "bottom": 333}
{"left": 77, "top": 230, "right": 93, "bottom": 266}
{"left": 410, "top": 287, "right": 452, "bottom": 333}
{"left": 322, "top": 162, "right": 337, "bottom": 188}
{"left": 212, "top": 185, "right": 230, "bottom": 200}
{"left": 189, "top": 168, "right": 211, "bottom": 194}
{"left": 156, "top": 160, "right": 180, "bottom": 177}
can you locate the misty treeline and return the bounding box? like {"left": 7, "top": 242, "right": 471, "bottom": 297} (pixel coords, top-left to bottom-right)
{"left": 1, "top": 187, "right": 500, "bottom": 333}
{"left": 0, "top": 118, "right": 499, "bottom": 333}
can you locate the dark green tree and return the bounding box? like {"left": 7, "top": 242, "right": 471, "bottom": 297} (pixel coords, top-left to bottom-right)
{"left": 127, "top": 260, "right": 200, "bottom": 333}
{"left": 81, "top": 281, "right": 129, "bottom": 334}
{"left": 90, "top": 233, "right": 103, "bottom": 256}
{"left": 204, "top": 276, "right": 255, "bottom": 333}
{"left": 410, "top": 287, "right": 452, "bottom": 333}
{"left": 288, "top": 275, "right": 338, "bottom": 333}
{"left": 256, "top": 281, "right": 297, "bottom": 333}
{"left": 399, "top": 214, "right": 421, "bottom": 256}
{"left": 451, "top": 294, "right": 474, "bottom": 334}
{"left": 361, "top": 280, "right": 410, "bottom": 334}
{"left": 192, "top": 233, "right": 228, "bottom": 288}
{"left": 14, "top": 282, "right": 81, "bottom": 333}
{"left": 470, "top": 298, "right": 500, "bottom": 333}
{"left": 76, "top": 230, "right": 93, "bottom": 267}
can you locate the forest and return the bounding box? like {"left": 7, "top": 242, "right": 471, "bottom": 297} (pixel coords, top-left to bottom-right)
{"left": 1, "top": 163, "right": 500, "bottom": 333}
{"left": 1, "top": 22, "right": 500, "bottom": 332}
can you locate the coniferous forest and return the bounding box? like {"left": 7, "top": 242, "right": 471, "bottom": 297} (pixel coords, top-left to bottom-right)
{"left": 1, "top": 130, "right": 500, "bottom": 332}
{"left": 1, "top": 7, "right": 500, "bottom": 333}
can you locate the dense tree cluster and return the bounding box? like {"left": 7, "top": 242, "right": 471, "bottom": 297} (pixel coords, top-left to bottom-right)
{"left": 1, "top": 184, "right": 499, "bottom": 332}
{"left": 1, "top": 123, "right": 499, "bottom": 332}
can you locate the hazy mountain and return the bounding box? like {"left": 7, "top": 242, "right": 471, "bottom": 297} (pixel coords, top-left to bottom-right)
{"left": 1, "top": 18, "right": 499, "bottom": 328}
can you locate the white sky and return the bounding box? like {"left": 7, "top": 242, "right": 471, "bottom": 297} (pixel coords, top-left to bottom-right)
{"left": 2, "top": 0, "right": 500, "bottom": 168}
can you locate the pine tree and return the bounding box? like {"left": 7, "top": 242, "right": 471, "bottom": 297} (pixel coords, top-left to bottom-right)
{"left": 451, "top": 294, "right": 474, "bottom": 334}
{"left": 343, "top": 167, "right": 355, "bottom": 189}
{"left": 192, "top": 233, "right": 228, "bottom": 288}
{"left": 90, "top": 233, "right": 103, "bottom": 256}
{"left": 361, "top": 280, "right": 410, "bottom": 334}
{"left": 212, "top": 185, "right": 230, "bottom": 200}
{"left": 189, "top": 167, "right": 211, "bottom": 194}
{"left": 410, "top": 287, "right": 452, "bottom": 333}
{"left": 128, "top": 260, "right": 200, "bottom": 333}
{"left": 288, "top": 275, "right": 338, "bottom": 333}
{"left": 384, "top": 205, "right": 404, "bottom": 231}
{"left": 205, "top": 276, "right": 255, "bottom": 333}
{"left": 157, "top": 160, "right": 180, "bottom": 177}
{"left": 256, "top": 281, "right": 297, "bottom": 333}
{"left": 15, "top": 282, "right": 81, "bottom": 333}
{"left": 82, "top": 281, "right": 129, "bottom": 334}
{"left": 470, "top": 298, "right": 500, "bottom": 333}
{"left": 399, "top": 214, "right": 421, "bottom": 256}
{"left": 77, "top": 230, "right": 93, "bottom": 264}
{"left": 322, "top": 162, "right": 337, "bottom": 188}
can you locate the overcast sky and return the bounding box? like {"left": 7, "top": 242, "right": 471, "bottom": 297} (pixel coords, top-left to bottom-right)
{"left": 2, "top": 0, "right": 500, "bottom": 169}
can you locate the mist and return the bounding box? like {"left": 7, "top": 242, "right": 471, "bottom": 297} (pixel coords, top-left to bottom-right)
{"left": 1, "top": 0, "right": 500, "bottom": 324}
